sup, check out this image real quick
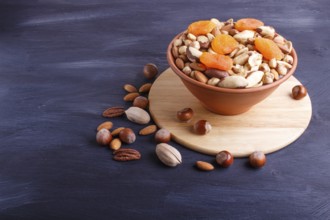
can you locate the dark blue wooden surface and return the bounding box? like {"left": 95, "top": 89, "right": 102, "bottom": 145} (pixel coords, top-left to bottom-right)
{"left": 1, "top": 0, "right": 330, "bottom": 219}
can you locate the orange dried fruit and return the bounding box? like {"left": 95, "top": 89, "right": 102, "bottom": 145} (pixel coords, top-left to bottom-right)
{"left": 255, "top": 38, "right": 284, "bottom": 60}
{"left": 211, "top": 34, "right": 239, "bottom": 55}
{"left": 235, "top": 18, "right": 264, "bottom": 31}
{"left": 200, "top": 52, "right": 233, "bottom": 71}
{"left": 188, "top": 20, "right": 217, "bottom": 36}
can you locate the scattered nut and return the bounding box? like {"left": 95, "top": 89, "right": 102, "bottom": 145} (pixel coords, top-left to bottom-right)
{"left": 249, "top": 151, "right": 266, "bottom": 168}
{"left": 176, "top": 107, "right": 194, "bottom": 122}
{"left": 155, "top": 128, "right": 171, "bottom": 143}
{"left": 102, "top": 106, "right": 125, "bottom": 118}
{"left": 123, "top": 92, "right": 140, "bottom": 101}
{"left": 292, "top": 85, "right": 307, "bottom": 100}
{"left": 139, "top": 83, "right": 152, "bottom": 93}
{"left": 133, "top": 96, "right": 149, "bottom": 109}
{"left": 97, "top": 121, "right": 113, "bottom": 131}
{"left": 123, "top": 84, "right": 137, "bottom": 93}
{"left": 139, "top": 125, "right": 157, "bottom": 136}
{"left": 125, "top": 107, "right": 151, "bottom": 124}
{"left": 111, "top": 127, "right": 125, "bottom": 137}
{"left": 196, "top": 161, "right": 214, "bottom": 171}
{"left": 193, "top": 120, "right": 212, "bottom": 135}
{"left": 113, "top": 148, "right": 141, "bottom": 161}
{"left": 143, "top": 63, "right": 158, "bottom": 79}
{"left": 119, "top": 128, "right": 136, "bottom": 144}
{"left": 109, "top": 138, "right": 122, "bottom": 151}
{"left": 216, "top": 151, "right": 233, "bottom": 168}
{"left": 155, "top": 143, "right": 182, "bottom": 167}
{"left": 96, "top": 128, "right": 113, "bottom": 146}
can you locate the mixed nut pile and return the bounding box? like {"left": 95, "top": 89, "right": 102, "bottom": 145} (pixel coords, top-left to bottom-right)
{"left": 93, "top": 18, "right": 308, "bottom": 171}
{"left": 171, "top": 18, "right": 295, "bottom": 88}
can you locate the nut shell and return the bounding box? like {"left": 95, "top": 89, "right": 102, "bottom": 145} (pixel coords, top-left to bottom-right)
{"left": 177, "top": 108, "right": 194, "bottom": 122}
{"left": 249, "top": 151, "right": 266, "bottom": 168}
{"left": 155, "top": 143, "right": 182, "bottom": 167}
{"left": 119, "top": 128, "right": 136, "bottom": 144}
{"left": 193, "top": 120, "right": 212, "bottom": 135}
{"left": 96, "top": 128, "right": 113, "bottom": 146}
{"left": 216, "top": 151, "right": 233, "bottom": 168}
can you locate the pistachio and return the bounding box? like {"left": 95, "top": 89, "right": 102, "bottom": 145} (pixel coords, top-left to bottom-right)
{"left": 234, "top": 47, "right": 249, "bottom": 57}
{"left": 155, "top": 143, "right": 182, "bottom": 167}
{"left": 125, "top": 107, "right": 150, "bottom": 124}
{"left": 218, "top": 75, "right": 248, "bottom": 88}
{"left": 273, "top": 34, "right": 286, "bottom": 45}
{"left": 246, "top": 71, "right": 264, "bottom": 88}
{"left": 277, "top": 41, "right": 293, "bottom": 54}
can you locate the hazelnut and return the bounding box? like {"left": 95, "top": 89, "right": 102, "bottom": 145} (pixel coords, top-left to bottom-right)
{"left": 96, "top": 128, "right": 113, "bottom": 145}
{"left": 193, "top": 120, "right": 212, "bottom": 135}
{"left": 155, "top": 128, "right": 171, "bottom": 143}
{"left": 133, "top": 96, "right": 149, "bottom": 109}
{"left": 216, "top": 151, "right": 233, "bottom": 168}
{"left": 143, "top": 63, "right": 158, "bottom": 79}
{"left": 176, "top": 108, "right": 194, "bottom": 122}
{"left": 119, "top": 128, "right": 136, "bottom": 144}
{"left": 249, "top": 151, "right": 266, "bottom": 168}
{"left": 292, "top": 85, "right": 307, "bottom": 100}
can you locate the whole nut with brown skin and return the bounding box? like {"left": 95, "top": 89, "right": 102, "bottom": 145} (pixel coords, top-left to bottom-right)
{"left": 193, "top": 120, "right": 212, "bottom": 135}
{"left": 143, "top": 63, "right": 158, "bottom": 79}
{"left": 96, "top": 128, "right": 113, "bottom": 145}
{"left": 133, "top": 96, "right": 149, "bottom": 109}
{"left": 292, "top": 85, "right": 307, "bottom": 100}
{"left": 177, "top": 108, "right": 194, "bottom": 122}
{"left": 249, "top": 151, "right": 266, "bottom": 168}
{"left": 216, "top": 151, "right": 233, "bottom": 168}
{"left": 119, "top": 128, "right": 136, "bottom": 144}
{"left": 155, "top": 128, "right": 171, "bottom": 143}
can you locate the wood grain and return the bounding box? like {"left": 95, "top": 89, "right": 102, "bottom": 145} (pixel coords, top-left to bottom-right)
{"left": 149, "top": 68, "right": 312, "bottom": 157}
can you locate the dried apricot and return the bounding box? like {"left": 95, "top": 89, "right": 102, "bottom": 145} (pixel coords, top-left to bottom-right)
{"left": 199, "top": 52, "right": 233, "bottom": 71}
{"left": 255, "top": 38, "right": 284, "bottom": 60}
{"left": 235, "top": 18, "right": 264, "bottom": 31}
{"left": 188, "top": 20, "right": 217, "bottom": 36}
{"left": 211, "top": 34, "right": 239, "bottom": 55}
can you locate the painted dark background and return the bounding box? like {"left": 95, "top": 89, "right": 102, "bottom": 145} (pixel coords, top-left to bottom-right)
{"left": 0, "top": 0, "right": 329, "bottom": 219}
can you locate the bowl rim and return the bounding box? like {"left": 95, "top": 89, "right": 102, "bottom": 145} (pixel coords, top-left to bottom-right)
{"left": 167, "top": 31, "right": 298, "bottom": 94}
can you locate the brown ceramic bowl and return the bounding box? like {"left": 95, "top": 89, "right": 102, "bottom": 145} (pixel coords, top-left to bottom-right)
{"left": 167, "top": 32, "right": 298, "bottom": 115}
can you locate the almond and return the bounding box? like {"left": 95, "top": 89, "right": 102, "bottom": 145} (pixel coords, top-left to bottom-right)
{"left": 109, "top": 138, "right": 121, "bottom": 150}
{"left": 139, "top": 83, "right": 152, "bottom": 93}
{"left": 123, "top": 92, "right": 140, "bottom": 101}
{"left": 139, "top": 125, "right": 157, "bottom": 136}
{"left": 111, "top": 127, "right": 125, "bottom": 136}
{"left": 195, "top": 161, "right": 214, "bottom": 171}
{"left": 123, "top": 84, "right": 137, "bottom": 93}
{"left": 97, "top": 121, "right": 113, "bottom": 131}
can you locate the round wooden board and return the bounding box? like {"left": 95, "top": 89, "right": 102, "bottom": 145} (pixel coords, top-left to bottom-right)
{"left": 149, "top": 68, "right": 312, "bottom": 157}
